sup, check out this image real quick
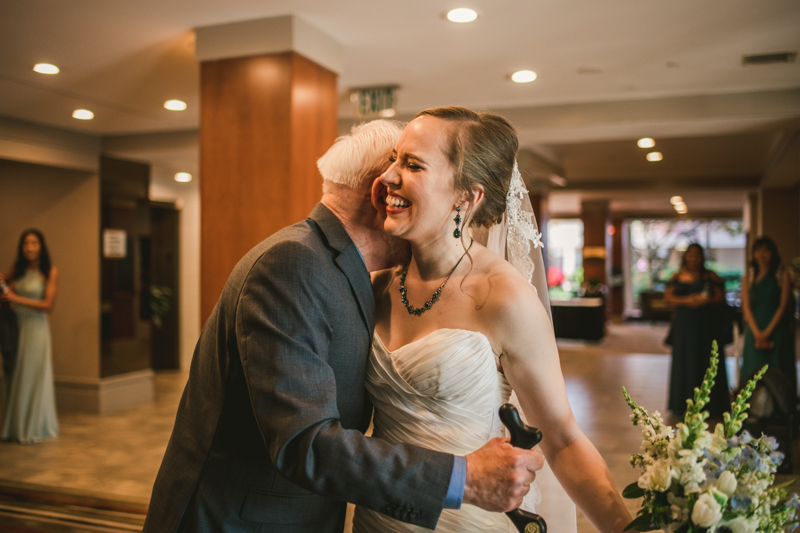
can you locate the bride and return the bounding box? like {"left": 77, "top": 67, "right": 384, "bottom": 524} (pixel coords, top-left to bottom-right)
{"left": 353, "top": 107, "right": 632, "bottom": 533}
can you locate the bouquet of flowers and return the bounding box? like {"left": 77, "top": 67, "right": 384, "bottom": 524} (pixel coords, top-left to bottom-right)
{"left": 622, "top": 341, "right": 799, "bottom": 532}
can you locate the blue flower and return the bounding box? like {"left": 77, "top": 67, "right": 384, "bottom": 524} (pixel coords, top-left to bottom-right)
{"left": 788, "top": 493, "right": 800, "bottom": 509}
{"left": 702, "top": 453, "right": 725, "bottom": 477}
{"left": 770, "top": 451, "right": 784, "bottom": 465}
{"left": 730, "top": 495, "right": 752, "bottom": 510}
{"left": 740, "top": 430, "right": 752, "bottom": 444}
{"left": 727, "top": 436, "right": 739, "bottom": 447}
{"left": 762, "top": 435, "right": 779, "bottom": 450}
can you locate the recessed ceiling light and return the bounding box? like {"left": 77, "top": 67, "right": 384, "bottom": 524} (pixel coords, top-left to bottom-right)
{"left": 646, "top": 151, "right": 663, "bottom": 162}
{"left": 670, "top": 195, "right": 683, "bottom": 205}
{"left": 446, "top": 8, "right": 478, "bottom": 23}
{"left": 33, "top": 63, "right": 59, "bottom": 75}
{"left": 638, "top": 137, "right": 655, "bottom": 149}
{"left": 72, "top": 109, "right": 94, "bottom": 120}
{"left": 174, "top": 172, "right": 192, "bottom": 183}
{"left": 511, "top": 70, "right": 537, "bottom": 83}
{"left": 164, "top": 99, "right": 187, "bottom": 111}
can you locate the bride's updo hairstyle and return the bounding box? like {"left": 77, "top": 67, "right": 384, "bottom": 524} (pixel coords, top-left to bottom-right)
{"left": 415, "top": 106, "right": 518, "bottom": 228}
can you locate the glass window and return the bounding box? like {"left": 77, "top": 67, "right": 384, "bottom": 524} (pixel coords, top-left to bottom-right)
{"left": 625, "top": 219, "right": 745, "bottom": 316}
{"left": 546, "top": 219, "right": 584, "bottom": 301}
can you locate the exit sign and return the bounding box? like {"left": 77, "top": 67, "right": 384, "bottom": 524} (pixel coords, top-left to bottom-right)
{"left": 353, "top": 86, "right": 398, "bottom": 118}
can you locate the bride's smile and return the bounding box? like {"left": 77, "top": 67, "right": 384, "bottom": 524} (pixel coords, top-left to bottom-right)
{"left": 373, "top": 115, "right": 466, "bottom": 248}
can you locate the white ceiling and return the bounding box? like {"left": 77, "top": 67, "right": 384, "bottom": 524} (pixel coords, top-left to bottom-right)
{"left": 3, "top": 0, "right": 800, "bottom": 212}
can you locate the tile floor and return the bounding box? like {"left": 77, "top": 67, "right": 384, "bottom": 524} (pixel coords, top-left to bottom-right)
{"left": 0, "top": 320, "right": 796, "bottom": 533}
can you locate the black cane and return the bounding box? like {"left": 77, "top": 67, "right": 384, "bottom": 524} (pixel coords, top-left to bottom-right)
{"left": 499, "top": 403, "right": 548, "bottom": 533}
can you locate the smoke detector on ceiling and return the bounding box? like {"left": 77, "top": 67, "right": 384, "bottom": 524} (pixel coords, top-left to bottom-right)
{"left": 742, "top": 51, "right": 797, "bottom": 66}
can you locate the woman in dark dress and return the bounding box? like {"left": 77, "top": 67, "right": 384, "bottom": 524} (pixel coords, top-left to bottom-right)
{"left": 664, "top": 243, "right": 730, "bottom": 417}
{"left": 740, "top": 236, "right": 796, "bottom": 393}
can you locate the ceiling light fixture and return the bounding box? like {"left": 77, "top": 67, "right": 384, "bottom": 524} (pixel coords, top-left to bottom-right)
{"left": 646, "top": 151, "right": 663, "bottom": 162}
{"left": 378, "top": 108, "right": 396, "bottom": 118}
{"left": 174, "top": 172, "right": 192, "bottom": 183}
{"left": 637, "top": 137, "right": 655, "bottom": 148}
{"left": 446, "top": 8, "right": 478, "bottom": 23}
{"left": 33, "top": 63, "right": 59, "bottom": 75}
{"left": 72, "top": 109, "right": 94, "bottom": 120}
{"left": 670, "top": 195, "right": 683, "bottom": 205}
{"left": 511, "top": 70, "right": 537, "bottom": 83}
{"left": 164, "top": 99, "right": 187, "bottom": 111}
{"left": 675, "top": 206, "right": 688, "bottom": 214}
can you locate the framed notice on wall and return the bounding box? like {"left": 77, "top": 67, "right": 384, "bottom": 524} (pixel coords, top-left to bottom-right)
{"left": 103, "top": 229, "right": 127, "bottom": 259}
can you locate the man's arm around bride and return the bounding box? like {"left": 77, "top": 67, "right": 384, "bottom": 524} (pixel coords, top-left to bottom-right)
{"left": 141, "top": 120, "right": 543, "bottom": 533}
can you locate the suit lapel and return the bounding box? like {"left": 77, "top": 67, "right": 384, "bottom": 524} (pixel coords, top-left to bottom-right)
{"left": 308, "top": 203, "right": 376, "bottom": 333}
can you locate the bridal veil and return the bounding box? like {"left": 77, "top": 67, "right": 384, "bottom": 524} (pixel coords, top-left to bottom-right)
{"left": 474, "top": 162, "right": 578, "bottom": 533}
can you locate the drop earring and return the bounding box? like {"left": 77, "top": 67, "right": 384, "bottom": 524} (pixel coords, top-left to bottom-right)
{"left": 453, "top": 206, "right": 462, "bottom": 238}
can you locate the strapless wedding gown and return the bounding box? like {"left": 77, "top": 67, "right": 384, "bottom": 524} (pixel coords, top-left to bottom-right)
{"left": 353, "top": 328, "right": 576, "bottom": 533}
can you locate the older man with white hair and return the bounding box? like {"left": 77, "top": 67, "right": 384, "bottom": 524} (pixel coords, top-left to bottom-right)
{"left": 144, "top": 120, "right": 542, "bottom": 533}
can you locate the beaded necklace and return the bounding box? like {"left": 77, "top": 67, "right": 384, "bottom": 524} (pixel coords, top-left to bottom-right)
{"left": 398, "top": 239, "right": 473, "bottom": 316}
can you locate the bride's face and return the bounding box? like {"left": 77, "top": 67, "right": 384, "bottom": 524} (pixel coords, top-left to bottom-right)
{"left": 372, "top": 115, "right": 462, "bottom": 243}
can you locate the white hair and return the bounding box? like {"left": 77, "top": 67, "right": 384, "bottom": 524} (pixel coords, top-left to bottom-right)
{"left": 317, "top": 120, "right": 403, "bottom": 188}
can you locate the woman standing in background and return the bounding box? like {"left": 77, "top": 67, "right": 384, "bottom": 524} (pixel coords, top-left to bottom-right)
{"left": 0, "top": 229, "right": 59, "bottom": 443}
{"left": 740, "top": 236, "right": 796, "bottom": 394}
{"left": 664, "top": 243, "right": 730, "bottom": 418}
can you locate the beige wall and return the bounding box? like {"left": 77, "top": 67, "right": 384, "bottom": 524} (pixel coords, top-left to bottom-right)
{"left": 150, "top": 168, "right": 200, "bottom": 371}
{"left": 760, "top": 185, "right": 800, "bottom": 262}
{"left": 758, "top": 133, "right": 800, "bottom": 263}
{"left": 0, "top": 158, "right": 101, "bottom": 385}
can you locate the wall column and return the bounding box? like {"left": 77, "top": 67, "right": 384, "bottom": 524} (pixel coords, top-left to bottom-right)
{"left": 196, "top": 16, "right": 341, "bottom": 321}
{"left": 580, "top": 200, "right": 610, "bottom": 294}
{"left": 608, "top": 216, "right": 624, "bottom": 316}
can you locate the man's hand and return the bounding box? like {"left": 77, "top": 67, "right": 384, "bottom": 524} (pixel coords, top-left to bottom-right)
{"left": 462, "top": 437, "right": 544, "bottom": 512}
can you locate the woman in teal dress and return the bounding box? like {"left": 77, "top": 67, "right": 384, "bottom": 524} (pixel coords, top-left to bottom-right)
{"left": 664, "top": 243, "right": 730, "bottom": 417}
{"left": 1, "top": 229, "right": 59, "bottom": 443}
{"left": 740, "top": 236, "right": 796, "bottom": 393}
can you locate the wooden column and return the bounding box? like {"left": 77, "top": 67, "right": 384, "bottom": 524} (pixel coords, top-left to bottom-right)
{"left": 609, "top": 216, "right": 624, "bottom": 316}
{"left": 200, "top": 52, "right": 337, "bottom": 320}
{"left": 580, "top": 200, "right": 610, "bottom": 293}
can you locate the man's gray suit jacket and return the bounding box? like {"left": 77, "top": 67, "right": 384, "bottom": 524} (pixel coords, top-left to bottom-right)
{"left": 143, "top": 204, "right": 454, "bottom": 533}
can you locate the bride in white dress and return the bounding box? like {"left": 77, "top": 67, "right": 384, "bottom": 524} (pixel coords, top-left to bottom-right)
{"left": 353, "top": 107, "right": 631, "bottom": 533}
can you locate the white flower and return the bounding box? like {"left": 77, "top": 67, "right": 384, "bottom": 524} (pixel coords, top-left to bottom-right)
{"left": 720, "top": 516, "right": 757, "bottom": 533}
{"left": 691, "top": 493, "right": 723, "bottom": 528}
{"left": 716, "top": 470, "right": 737, "bottom": 497}
{"left": 649, "top": 459, "right": 673, "bottom": 491}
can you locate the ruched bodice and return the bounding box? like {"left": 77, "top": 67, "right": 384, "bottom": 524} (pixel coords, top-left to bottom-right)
{"left": 354, "top": 328, "right": 516, "bottom": 532}
{"left": 368, "top": 329, "right": 512, "bottom": 456}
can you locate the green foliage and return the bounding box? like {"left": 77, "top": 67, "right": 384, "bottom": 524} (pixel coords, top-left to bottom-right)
{"left": 149, "top": 285, "right": 172, "bottom": 329}
{"left": 723, "top": 363, "right": 768, "bottom": 438}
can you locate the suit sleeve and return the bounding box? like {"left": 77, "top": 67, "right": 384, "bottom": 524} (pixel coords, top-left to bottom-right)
{"left": 236, "top": 240, "right": 453, "bottom": 529}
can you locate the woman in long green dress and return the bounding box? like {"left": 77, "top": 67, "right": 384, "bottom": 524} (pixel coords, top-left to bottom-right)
{"left": 740, "top": 236, "right": 796, "bottom": 394}
{"left": 1, "top": 229, "right": 59, "bottom": 443}
{"left": 664, "top": 243, "right": 730, "bottom": 417}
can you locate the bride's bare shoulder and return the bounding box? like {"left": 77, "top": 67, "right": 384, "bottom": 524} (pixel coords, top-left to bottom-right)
{"left": 476, "top": 250, "right": 545, "bottom": 325}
